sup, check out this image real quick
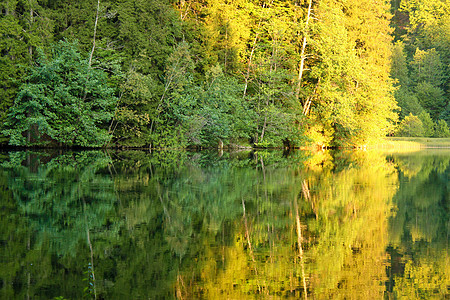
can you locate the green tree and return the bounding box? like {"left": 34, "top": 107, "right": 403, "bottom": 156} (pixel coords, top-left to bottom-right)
{"left": 391, "top": 41, "right": 409, "bottom": 87}
{"left": 434, "top": 119, "right": 450, "bottom": 137}
{"left": 103, "top": 0, "right": 186, "bottom": 147}
{"left": 418, "top": 111, "right": 434, "bottom": 137}
{"left": 395, "top": 87, "right": 424, "bottom": 119}
{"left": 0, "top": 5, "right": 27, "bottom": 143}
{"left": 396, "top": 114, "right": 424, "bottom": 137}
{"left": 409, "top": 48, "right": 446, "bottom": 121}
{"left": 410, "top": 48, "right": 444, "bottom": 87}
{"left": 192, "top": 64, "right": 255, "bottom": 146}
{"left": 150, "top": 40, "right": 196, "bottom": 148}
{"left": 439, "top": 102, "right": 450, "bottom": 127}
{"left": 3, "top": 40, "right": 117, "bottom": 147}
{"left": 198, "top": 0, "right": 252, "bottom": 74}
{"left": 0, "top": 0, "right": 52, "bottom": 144}
{"left": 109, "top": 69, "right": 156, "bottom": 147}
{"left": 48, "top": 0, "right": 102, "bottom": 52}
{"left": 415, "top": 82, "right": 446, "bottom": 120}
{"left": 245, "top": 1, "right": 304, "bottom": 147}
{"left": 391, "top": 1, "right": 449, "bottom": 130}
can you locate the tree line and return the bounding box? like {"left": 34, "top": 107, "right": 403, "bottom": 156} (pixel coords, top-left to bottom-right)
{"left": 390, "top": 0, "right": 450, "bottom": 137}
{"left": 0, "top": 0, "right": 448, "bottom": 148}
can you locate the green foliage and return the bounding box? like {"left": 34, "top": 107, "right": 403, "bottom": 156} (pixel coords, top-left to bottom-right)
{"left": 396, "top": 114, "right": 425, "bottom": 137}
{"left": 196, "top": 0, "right": 252, "bottom": 74}
{"left": 253, "top": 58, "right": 305, "bottom": 147}
{"left": 49, "top": 0, "right": 99, "bottom": 51}
{"left": 3, "top": 41, "right": 117, "bottom": 147}
{"left": 110, "top": 69, "right": 156, "bottom": 147}
{"left": 391, "top": 1, "right": 449, "bottom": 137}
{"left": 391, "top": 41, "right": 409, "bottom": 87}
{"left": 0, "top": 7, "right": 28, "bottom": 142}
{"left": 193, "top": 65, "right": 255, "bottom": 146}
{"left": 4, "top": 0, "right": 444, "bottom": 148}
{"left": 395, "top": 87, "right": 424, "bottom": 119}
{"left": 439, "top": 102, "right": 450, "bottom": 127}
{"left": 417, "top": 111, "right": 434, "bottom": 137}
{"left": 112, "top": 0, "right": 183, "bottom": 74}
{"left": 151, "top": 40, "right": 196, "bottom": 148}
{"left": 410, "top": 48, "right": 445, "bottom": 87}
{"left": 414, "top": 82, "right": 446, "bottom": 120}
{"left": 434, "top": 119, "right": 450, "bottom": 137}
{"left": 0, "top": 0, "right": 55, "bottom": 144}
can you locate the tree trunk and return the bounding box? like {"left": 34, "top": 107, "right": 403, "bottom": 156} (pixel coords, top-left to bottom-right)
{"left": 260, "top": 115, "right": 267, "bottom": 141}
{"left": 243, "top": 22, "right": 261, "bottom": 98}
{"left": 29, "top": 2, "right": 34, "bottom": 61}
{"left": 295, "top": 0, "right": 313, "bottom": 100}
{"left": 243, "top": 1, "right": 273, "bottom": 98}
{"left": 89, "top": 0, "right": 100, "bottom": 67}
{"left": 302, "top": 78, "right": 319, "bottom": 115}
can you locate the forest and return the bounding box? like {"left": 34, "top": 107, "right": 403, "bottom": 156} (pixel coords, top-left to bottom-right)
{"left": 0, "top": 0, "right": 449, "bottom": 148}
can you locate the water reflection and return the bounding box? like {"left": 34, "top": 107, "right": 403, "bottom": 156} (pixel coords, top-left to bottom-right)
{"left": 0, "top": 149, "right": 448, "bottom": 299}
{"left": 386, "top": 151, "right": 449, "bottom": 299}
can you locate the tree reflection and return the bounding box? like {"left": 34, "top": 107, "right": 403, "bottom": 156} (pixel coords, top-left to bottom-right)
{"left": 1, "top": 151, "right": 118, "bottom": 299}
{"left": 387, "top": 151, "right": 449, "bottom": 299}
{"left": 173, "top": 150, "right": 398, "bottom": 298}
{"left": 0, "top": 149, "right": 448, "bottom": 299}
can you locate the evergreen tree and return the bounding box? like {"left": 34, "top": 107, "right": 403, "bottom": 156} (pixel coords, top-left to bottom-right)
{"left": 410, "top": 48, "right": 444, "bottom": 88}
{"left": 415, "top": 82, "right": 446, "bottom": 120}
{"left": 391, "top": 42, "right": 409, "bottom": 87}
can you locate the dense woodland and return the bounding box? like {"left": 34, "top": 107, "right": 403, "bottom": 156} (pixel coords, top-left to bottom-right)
{"left": 0, "top": 0, "right": 449, "bottom": 148}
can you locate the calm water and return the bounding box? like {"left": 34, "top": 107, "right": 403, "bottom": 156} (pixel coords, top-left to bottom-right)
{"left": 0, "top": 149, "right": 448, "bottom": 299}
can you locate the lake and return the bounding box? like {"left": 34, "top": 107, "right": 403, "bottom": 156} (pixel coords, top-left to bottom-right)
{"left": 1, "top": 149, "right": 448, "bottom": 299}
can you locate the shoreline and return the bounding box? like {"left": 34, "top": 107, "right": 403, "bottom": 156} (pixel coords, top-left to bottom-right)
{"left": 368, "top": 137, "right": 450, "bottom": 150}
{"left": 1, "top": 137, "right": 450, "bottom": 152}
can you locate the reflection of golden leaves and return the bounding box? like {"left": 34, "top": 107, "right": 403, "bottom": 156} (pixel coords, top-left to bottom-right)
{"left": 394, "top": 256, "right": 450, "bottom": 298}
{"left": 303, "top": 150, "right": 333, "bottom": 172}
{"left": 306, "top": 150, "right": 398, "bottom": 298}
{"left": 195, "top": 232, "right": 259, "bottom": 298}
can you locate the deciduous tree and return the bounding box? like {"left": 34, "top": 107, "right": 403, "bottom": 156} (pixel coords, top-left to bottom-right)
{"left": 3, "top": 41, "right": 117, "bottom": 147}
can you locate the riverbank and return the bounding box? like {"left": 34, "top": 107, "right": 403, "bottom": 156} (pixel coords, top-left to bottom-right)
{"left": 370, "top": 137, "right": 450, "bottom": 150}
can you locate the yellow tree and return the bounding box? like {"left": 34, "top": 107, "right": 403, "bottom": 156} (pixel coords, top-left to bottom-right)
{"left": 306, "top": 0, "right": 398, "bottom": 147}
